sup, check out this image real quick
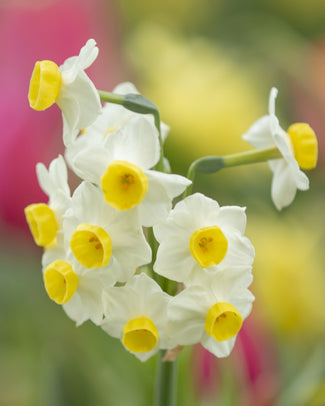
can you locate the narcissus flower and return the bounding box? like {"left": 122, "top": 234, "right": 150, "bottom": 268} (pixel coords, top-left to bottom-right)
{"left": 242, "top": 87, "right": 318, "bottom": 210}
{"left": 24, "top": 155, "right": 70, "bottom": 248}
{"left": 66, "top": 115, "right": 191, "bottom": 226}
{"left": 28, "top": 39, "right": 102, "bottom": 146}
{"left": 42, "top": 241, "right": 115, "bottom": 326}
{"left": 63, "top": 182, "right": 151, "bottom": 282}
{"left": 153, "top": 193, "right": 254, "bottom": 286}
{"left": 167, "top": 270, "right": 254, "bottom": 358}
{"left": 101, "top": 273, "right": 171, "bottom": 361}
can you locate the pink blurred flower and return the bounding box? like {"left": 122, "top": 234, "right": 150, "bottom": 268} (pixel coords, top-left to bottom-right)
{"left": 191, "top": 344, "right": 220, "bottom": 401}
{"left": 232, "top": 317, "right": 279, "bottom": 406}
{"left": 191, "top": 317, "right": 279, "bottom": 405}
{"left": 0, "top": 0, "right": 124, "bottom": 233}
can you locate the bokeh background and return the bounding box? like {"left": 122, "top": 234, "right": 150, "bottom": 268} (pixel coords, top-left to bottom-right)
{"left": 1, "top": 1, "right": 325, "bottom": 405}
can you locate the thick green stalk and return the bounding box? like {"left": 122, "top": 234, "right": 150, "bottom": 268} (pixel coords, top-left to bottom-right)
{"left": 154, "top": 351, "right": 178, "bottom": 406}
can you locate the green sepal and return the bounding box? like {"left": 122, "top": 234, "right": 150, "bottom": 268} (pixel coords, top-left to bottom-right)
{"left": 192, "top": 156, "right": 224, "bottom": 174}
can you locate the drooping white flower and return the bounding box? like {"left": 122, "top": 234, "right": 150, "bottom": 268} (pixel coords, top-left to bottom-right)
{"left": 101, "top": 273, "right": 171, "bottom": 361}
{"left": 24, "top": 155, "right": 71, "bottom": 248}
{"left": 42, "top": 238, "right": 115, "bottom": 327}
{"left": 242, "top": 87, "right": 318, "bottom": 210}
{"left": 67, "top": 115, "right": 191, "bottom": 227}
{"left": 167, "top": 270, "right": 254, "bottom": 358}
{"left": 153, "top": 193, "right": 254, "bottom": 286}
{"left": 63, "top": 181, "right": 151, "bottom": 282}
{"left": 65, "top": 81, "right": 170, "bottom": 174}
{"left": 28, "top": 39, "right": 102, "bottom": 146}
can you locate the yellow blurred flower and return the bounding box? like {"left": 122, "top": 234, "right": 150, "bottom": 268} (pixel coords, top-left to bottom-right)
{"left": 249, "top": 212, "right": 325, "bottom": 340}
{"left": 127, "top": 25, "right": 265, "bottom": 159}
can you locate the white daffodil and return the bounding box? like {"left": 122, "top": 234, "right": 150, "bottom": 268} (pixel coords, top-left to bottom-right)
{"left": 101, "top": 273, "right": 171, "bottom": 361}
{"left": 63, "top": 181, "right": 151, "bottom": 282}
{"left": 42, "top": 239, "right": 115, "bottom": 326}
{"left": 65, "top": 81, "right": 170, "bottom": 174}
{"left": 167, "top": 270, "right": 254, "bottom": 358}
{"left": 24, "top": 155, "right": 71, "bottom": 248}
{"left": 153, "top": 193, "right": 254, "bottom": 286}
{"left": 242, "top": 87, "right": 318, "bottom": 210}
{"left": 67, "top": 115, "right": 191, "bottom": 227}
{"left": 28, "top": 39, "right": 102, "bottom": 146}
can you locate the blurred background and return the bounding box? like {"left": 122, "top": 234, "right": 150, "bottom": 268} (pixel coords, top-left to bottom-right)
{"left": 1, "top": 0, "right": 325, "bottom": 405}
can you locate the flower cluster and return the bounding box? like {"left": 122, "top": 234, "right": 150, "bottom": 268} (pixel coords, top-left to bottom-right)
{"left": 25, "top": 39, "right": 317, "bottom": 362}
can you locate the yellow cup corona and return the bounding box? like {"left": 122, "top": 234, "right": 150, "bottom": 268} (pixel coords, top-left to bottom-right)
{"left": 28, "top": 60, "right": 62, "bottom": 111}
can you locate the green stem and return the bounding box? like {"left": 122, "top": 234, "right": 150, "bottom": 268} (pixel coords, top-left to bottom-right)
{"left": 98, "top": 90, "right": 124, "bottom": 105}
{"left": 223, "top": 146, "right": 281, "bottom": 167}
{"left": 154, "top": 351, "right": 178, "bottom": 406}
{"left": 184, "top": 146, "right": 281, "bottom": 197}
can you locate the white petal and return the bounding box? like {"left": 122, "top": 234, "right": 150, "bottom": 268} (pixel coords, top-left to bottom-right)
{"left": 58, "top": 73, "right": 101, "bottom": 146}
{"left": 113, "top": 81, "right": 140, "bottom": 95}
{"left": 77, "top": 39, "right": 99, "bottom": 70}
{"left": 104, "top": 116, "right": 160, "bottom": 169}
{"left": 49, "top": 155, "right": 70, "bottom": 196}
{"left": 137, "top": 176, "right": 171, "bottom": 227}
{"left": 131, "top": 346, "right": 160, "bottom": 362}
{"left": 270, "top": 160, "right": 298, "bottom": 210}
{"left": 216, "top": 206, "right": 247, "bottom": 235}
{"left": 62, "top": 293, "right": 87, "bottom": 326}
{"left": 102, "top": 286, "right": 140, "bottom": 320}
{"left": 125, "top": 272, "right": 161, "bottom": 296}
{"left": 268, "top": 87, "right": 278, "bottom": 116}
{"left": 201, "top": 333, "right": 237, "bottom": 358}
{"left": 36, "top": 162, "right": 51, "bottom": 197}
{"left": 272, "top": 130, "right": 309, "bottom": 191}
{"left": 220, "top": 233, "right": 255, "bottom": 269}
{"left": 60, "top": 39, "right": 98, "bottom": 84}
{"left": 63, "top": 270, "right": 108, "bottom": 326}
{"left": 209, "top": 269, "right": 253, "bottom": 296}
{"left": 36, "top": 156, "right": 70, "bottom": 207}
{"left": 69, "top": 146, "right": 109, "bottom": 183}
{"left": 154, "top": 238, "right": 196, "bottom": 283}
{"left": 242, "top": 116, "right": 274, "bottom": 149}
{"left": 167, "top": 286, "right": 209, "bottom": 345}
{"left": 112, "top": 231, "right": 152, "bottom": 272}
{"left": 146, "top": 171, "right": 191, "bottom": 200}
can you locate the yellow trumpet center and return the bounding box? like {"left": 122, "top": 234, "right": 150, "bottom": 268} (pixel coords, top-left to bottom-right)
{"left": 70, "top": 223, "right": 112, "bottom": 269}
{"left": 44, "top": 260, "right": 78, "bottom": 305}
{"left": 122, "top": 317, "right": 159, "bottom": 353}
{"left": 205, "top": 302, "right": 243, "bottom": 342}
{"left": 189, "top": 226, "right": 228, "bottom": 268}
{"left": 24, "top": 203, "right": 58, "bottom": 247}
{"left": 28, "top": 60, "right": 62, "bottom": 111}
{"left": 100, "top": 160, "right": 148, "bottom": 210}
{"left": 287, "top": 123, "right": 318, "bottom": 170}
